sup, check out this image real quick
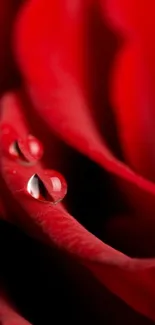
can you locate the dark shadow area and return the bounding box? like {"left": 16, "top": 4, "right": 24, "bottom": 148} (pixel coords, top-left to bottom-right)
{"left": 83, "top": 1, "right": 124, "bottom": 162}
{"left": 64, "top": 150, "right": 130, "bottom": 241}
{"left": 0, "top": 221, "right": 153, "bottom": 325}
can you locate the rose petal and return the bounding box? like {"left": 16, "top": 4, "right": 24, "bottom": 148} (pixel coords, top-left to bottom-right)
{"left": 14, "top": 0, "right": 155, "bottom": 208}
{"left": 1, "top": 92, "right": 155, "bottom": 321}
{"left": 0, "top": 221, "right": 153, "bottom": 324}
{"left": 103, "top": 0, "right": 155, "bottom": 36}
{"left": 10, "top": 1, "right": 155, "bottom": 320}
{"left": 101, "top": 0, "right": 155, "bottom": 180}
{"left": 111, "top": 44, "right": 155, "bottom": 181}
{"left": 0, "top": 291, "right": 30, "bottom": 324}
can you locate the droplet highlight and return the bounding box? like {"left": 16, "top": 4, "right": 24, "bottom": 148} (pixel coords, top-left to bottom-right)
{"left": 27, "top": 174, "right": 52, "bottom": 201}
{"left": 26, "top": 135, "right": 43, "bottom": 161}
{"left": 9, "top": 140, "right": 29, "bottom": 162}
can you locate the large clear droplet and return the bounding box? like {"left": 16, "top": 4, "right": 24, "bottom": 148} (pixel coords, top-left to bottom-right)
{"left": 27, "top": 171, "right": 67, "bottom": 204}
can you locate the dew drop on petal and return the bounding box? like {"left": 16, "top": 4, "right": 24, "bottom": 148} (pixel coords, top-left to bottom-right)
{"left": 27, "top": 171, "right": 67, "bottom": 204}
{"left": 1, "top": 124, "right": 43, "bottom": 163}
{"left": 5, "top": 135, "right": 43, "bottom": 164}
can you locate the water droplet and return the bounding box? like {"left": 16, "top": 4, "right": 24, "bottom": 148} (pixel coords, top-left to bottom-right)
{"left": 1, "top": 124, "right": 43, "bottom": 164}
{"left": 27, "top": 171, "right": 67, "bottom": 204}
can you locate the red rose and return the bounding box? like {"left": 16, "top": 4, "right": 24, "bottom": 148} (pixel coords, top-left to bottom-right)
{"left": 0, "top": 0, "right": 155, "bottom": 323}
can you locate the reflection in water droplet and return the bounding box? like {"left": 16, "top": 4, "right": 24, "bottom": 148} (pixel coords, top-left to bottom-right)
{"left": 27, "top": 172, "right": 67, "bottom": 204}
{"left": 9, "top": 141, "right": 22, "bottom": 157}
{"left": 50, "top": 177, "right": 62, "bottom": 192}
{"left": 30, "top": 141, "right": 39, "bottom": 155}
{"left": 9, "top": 140, "right": 28, "bottom": 162}
{"left": 27, "top": 135, "right": 43, "bottom": 160}
{"left": 9, "top": 142, "right": 19, "bottom": 157}
{"left": 27, "top": 174, "right": 41, "bottom": 199}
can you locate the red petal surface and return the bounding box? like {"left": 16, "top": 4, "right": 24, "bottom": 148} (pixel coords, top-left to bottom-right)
{"left": 1, "top": 92, "right": 155, "bottom": 321}
{"left": 0, "top": 222, "right": 154, "bottom": 325}
{"left": 102, "top": 0, "right": 155, "bottom": 181}
{"left": 4, "top": 0, "right": 155, "bottom": 322}
{"left": 14, "top": 0, "right": 155, "bottom": 255}
{"left": 0, "top": 292, "right": 30, "bottom": 325}
{"left": 14, "top": 0, "right": 155, "bottom": 203}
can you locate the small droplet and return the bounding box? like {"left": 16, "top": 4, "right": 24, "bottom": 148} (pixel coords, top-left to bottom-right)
{"left": 1, "top": 124, "right": 43, "bottom": 164}
{"left": 27, "top": 171, "right": 67, "bottom": 204}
